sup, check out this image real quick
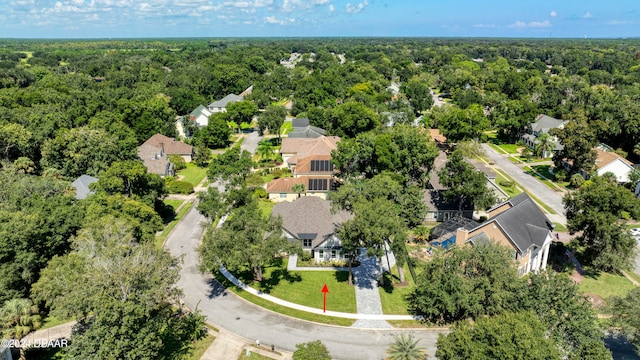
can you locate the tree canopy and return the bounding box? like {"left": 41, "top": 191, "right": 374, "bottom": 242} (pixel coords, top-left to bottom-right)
{"left": 564, "top": 174, "right": 640, "bottom": 271}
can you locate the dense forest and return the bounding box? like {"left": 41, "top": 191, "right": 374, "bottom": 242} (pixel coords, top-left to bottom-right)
{"left": 1, "top": 37, "right": 640, "bottom": 357}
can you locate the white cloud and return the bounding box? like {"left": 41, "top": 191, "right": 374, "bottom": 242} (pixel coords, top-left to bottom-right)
{"left": 473, "top": 23, "right": 497, "bottom": 29}
{"left": 509, "top": 20, "right": 551, "bottom": 28}
{"left": 550, "top": 10, "right": 557, "bottom": 17}
{"left": 583, "top": 11, "right": 592, "bottom": 19}
{"left": 529, "top": 20, "right": 551, "bottom": 27}
{"left": 264, "top": 15, "right": 286, "bottom": 25}
{"left": 329, "top": 4, "right": 335, "bottom": 12}
{"left": 282, "top": 0, "right": 328, "bottom": 12}
{"left": 607, "top": 19, "right": 632, "bottom": 25}
{"left": 346, "top": 0, "right": 367, "bottom": 14}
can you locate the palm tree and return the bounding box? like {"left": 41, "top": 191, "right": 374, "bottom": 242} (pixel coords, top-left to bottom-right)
{"left": 387, "top": 334, "right": 427, "bottom": 360}
{"left": 257, "top": 141, "right": 274, "bottom": 162}
{"left": 534, "top": 133, "right": 555, "bottom": 158}
{"left": 292, "top": 183, "right": 306, "bottom": 198}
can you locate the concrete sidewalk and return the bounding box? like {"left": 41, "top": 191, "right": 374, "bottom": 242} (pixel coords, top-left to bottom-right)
{"left": 351, "top": 251, "right": 393, "bottom": 328}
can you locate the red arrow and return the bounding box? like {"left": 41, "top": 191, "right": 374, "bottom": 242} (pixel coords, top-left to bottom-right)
{"left": 321, "top": 283, "right": 329, "bottom": 313}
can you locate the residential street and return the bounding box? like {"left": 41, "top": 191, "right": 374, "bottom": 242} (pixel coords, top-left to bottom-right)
{"left": 480, "top": 144, "right": 567, "bottom": 224}
{"left": 164, "top": 204, "right": 444, "bottom": 359}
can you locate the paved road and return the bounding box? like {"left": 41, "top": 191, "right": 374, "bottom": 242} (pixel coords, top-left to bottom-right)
{"left": 481, "top": 144, "right": 567, "bottom": 224}
{"left": 164, "top": 204, "right": 444, "bottom": 360}
{"left": 241, "top": 131, "right": 263, "bottom": 154}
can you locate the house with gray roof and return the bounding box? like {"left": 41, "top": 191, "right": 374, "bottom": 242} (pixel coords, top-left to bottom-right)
{"left": 288, "top": 118, "right": 327, "bottom": 138}
{"left": 521, "top": 114, "right": 568, "bottom": 158}
{"left": 452, "top": 193, "right": 553, "bottom": 277}
{"left": 207, "top": 94, "right": 243, "bottom": 113}
{"left": 72, "top": 174, "right": 99, "bottom": 200}
{"left": 272, "top": 197, "right": 352, "bottom": 263}
{"left": 187, "top": 104, "right": 213, "bottom": 128}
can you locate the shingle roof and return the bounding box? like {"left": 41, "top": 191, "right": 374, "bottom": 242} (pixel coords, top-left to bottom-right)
{"left": 137, "top": 143, "right": 173, "bottom": 176}
{"left": 595, "top": 148, "right": 633, "bottom": 168}
{"left": 291, "top": 118, "right": 310, "bottom": 128}
{"left": 208, "top": 94, "right": 243, "bottom": 109}
{"left": 288, "top": 125, "right": 327, "bottom": 138}
{"left": 281, "top": 136, "right": 340, "bottom": 158}
{"left": 72, "top": 174, "right": 98, "bottom": 200}
{"left": 474, "top": 193, "right": 552, "bottom": 253}
{"left": 141, "top": 134, "right": 193, "bottom": 156}
{"left": 531, "top": 114, "right": 568, "bottom": 134}
{"left": 272, "top": 197, "right": 352, "bottom": 249}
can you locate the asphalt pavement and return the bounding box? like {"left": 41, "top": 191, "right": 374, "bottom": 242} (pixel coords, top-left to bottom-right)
{"left": 481, "top": 144, "right": 567, "bottom": 224}
{"left": 164, "top": 204, "right": 444, "bottom": 359}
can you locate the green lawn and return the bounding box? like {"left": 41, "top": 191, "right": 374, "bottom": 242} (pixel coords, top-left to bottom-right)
{"left": 39, "top": 316, "right": 72, "bottom": 330}
{"left": 280, "top": 121, "right": 293, "bottom": 136}
{"left": 379, "top": 262, "right": 423, "bottom": 315}
{"left": 552, "top": 222, "right": 568, "bottom": 232}
{"left": 494, "top": 172, "right": 522, "bottom": 198}
{"left": 236, "top": 258, "right": 357, "bottom": 313}
{"left": 185, "top": 334, "right": 216, "bottom": 360}
{"left": 155, "top": 201, "right": 193, "bottom": 248}
{"left": 177, "top": 163, "right": 208, "bottom": 187}
{"left": 238, "top": 350, "right": 273, "bottom": 360}
{"left": 164, "top": 199, "right": 185, "bottom": 211}
{"left": 216, "top": 271, "right": 354, "bottom": 326}
{"left": 257, "top": 199, "right": 276, "bottom": 218}
{"left": 578, "top": 269, "right": 636, "bottom": 300}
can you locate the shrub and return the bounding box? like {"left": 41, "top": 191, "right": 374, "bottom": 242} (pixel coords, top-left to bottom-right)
{"left": 168, "top": 155, "right": 186, "bottom": 171}
{"left": 253, "top": 188, "right": 267, "bottom": 199}
{"left": 569, "top": 173, "right": 585, "bottom": 188}
{"left": 246, "top": 173, "right": 265, "bottom": 187}
{"left": 554, "top": 169, "right": 567, "bottom": 182}
{"left": 166, "top": 180, "right": 194, "bottom": 194}
{"left": 271, "top": 168, "right": 285, "bottom": 179}
{"left": 499, "top": 179, "right": 514, "bottom": 188}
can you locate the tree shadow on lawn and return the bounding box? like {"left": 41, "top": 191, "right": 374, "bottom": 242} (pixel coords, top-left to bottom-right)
{"left": 380, "top": 272, "right": 405, "bottom": 294}
{"left": 333, "top": 270, "right": 350, "bottom": 285}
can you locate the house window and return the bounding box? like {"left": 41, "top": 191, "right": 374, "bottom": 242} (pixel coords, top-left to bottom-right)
{"left": 279, "top": 193, "right": 287, "bottom": 198}
{"left": 318, "top": 250, "right": 324, "bottom": 259}
{"left": 303, "top": 239, "right": 312, "bottom": 248}
{"left": 331, "top": 250, "right": 337, "bottom": 259}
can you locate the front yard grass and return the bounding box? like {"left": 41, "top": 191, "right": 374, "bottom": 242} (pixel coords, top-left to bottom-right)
{"left": 215, "top": 267, "right": 354, "bottom": 326}
{"left": 234, "top": 258, "right": 357, "bottom": 313}
{"left": 280, "top": 121, "right": 293, "bottom": 136}
{"left": 185, "top": 334, "right": 216, "bottom": 360}
{"left": 578, "top": 269, "right": 636, "bottom": 300}
{"left": 257, "top": 199, "right": 276, "bottom": 218}
{"left": 177, "top": 163, "right": 208, "bottom": 187}
{"left": 238, "top": 350, "right": 273, "bottom": 360}
{"left": 379, "top": 261, "right": 422, "bottom": 315}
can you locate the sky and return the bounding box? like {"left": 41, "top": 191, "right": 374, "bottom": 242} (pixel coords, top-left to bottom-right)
{"left": 0, "top": 0, "right": 638, "bottom": 39}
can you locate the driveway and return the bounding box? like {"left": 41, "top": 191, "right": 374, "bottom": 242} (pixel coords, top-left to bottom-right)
{"left": 164, "top": 204, "right": 444, "bottom": 359}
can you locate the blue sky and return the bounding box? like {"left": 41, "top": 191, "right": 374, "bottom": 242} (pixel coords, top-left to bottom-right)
{"left": 0, "top": 0, "right": 638, "bottom": 39}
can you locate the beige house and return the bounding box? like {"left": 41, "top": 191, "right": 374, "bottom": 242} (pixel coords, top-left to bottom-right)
{"left": 280, "top": 136, "right": 340, "bottom": 168}
{"left": 137, "top": 134, "right": 194, "bottom": 177}
{"left": 453, "top": 193, "right": 553, "bottom": 277}
{"left": 268, "top": 136, "right": 340, "bottom": 202}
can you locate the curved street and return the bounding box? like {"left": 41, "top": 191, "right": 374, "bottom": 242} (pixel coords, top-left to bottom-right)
{"left": 164, "top": 203, "right": 444, "bottom": 359}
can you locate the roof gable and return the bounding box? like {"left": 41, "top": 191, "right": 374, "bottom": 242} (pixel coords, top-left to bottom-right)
{"left": 280, "top": 136, "right": 340, "bottom": 156}
{"left": 272, "top": 197, "right": 352, "bottom": 248}
{"left": 141, "top": 134, "right": 193, "bottom": 155}
{"left": 208, "top": 94, "right": 243, "bottom": 108}
{"left": 472, "top": 193, "right": 552, "bottom": 253}
{"left": 72, "top": 174, "right": 98, "bottom": 200}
